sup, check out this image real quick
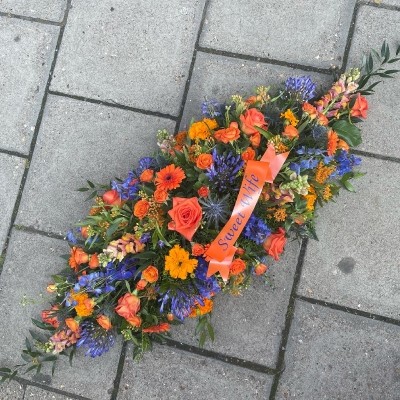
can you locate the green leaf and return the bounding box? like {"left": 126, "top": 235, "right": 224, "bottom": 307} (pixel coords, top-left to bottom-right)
{"left": 396, "top": 44, "right": 400, "bottom": 56}
{"left": 207, "top": 322, "right": 215, "bottom": 342}
{"left": 332, "top": 120, "right": 362, "bottom": 147}
{"left": 77, "top": 187, "right": 90, "bottom": 192}
{"left": 41, "top": 355, "right": 58, "bottom": 362}
{"left": 31, "top": 318, "right": 55, "bottom": 331}
{"left": 381, "top": 41, "right": 386, "bottom": 58}
{"left": 255, "top": 126, "right": 272, "bottom": 140}
{"left": 69, "top": 347, "right": 75, "bottom": 367}
{"left": 85, "top": 191, "right": 98, "bottom": 201}
{"left": 0, "top": 368, "right": 11, "bottom": 373}
{"left": 87, "top": 180, "right": 95, "bottom": 188}
{"left": 199, "top": 331, "right": 207, "bottom": 348}
{"left": 25, "top": 365, "right": 37, "bottom": 373}
{"left": 343, "top": 180, "right": 355, "bottom": 192}
{"left": 25, "top": 338, "right": 32, "bottom": 352}
{"left": 388, "top": 57, "right": 400, "bottom": 64}
{"left": 51, "top": 361, "right": 56, "bottom": 376}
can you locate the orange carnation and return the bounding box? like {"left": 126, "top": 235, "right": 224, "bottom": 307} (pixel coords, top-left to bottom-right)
{"left": 229, "top": 258, "right": 246, "bottom": 276}
{"left": 97, "top": 315, "right": 112, "bottom": 330}
{"left": 214, "top": 122, "right": 240, "bottom": 143}
{"left": 196, "top": 153, "right": 213, "bottom": 170}
{"left": 241, "top": 147, "right": 256, "bottom": 162}
{"left": 140, "top": 169, "right": 154, "bottom": 182}
{"left": 188, "top": 118, "right": 218, "bottom": 140}
{"left": 69, "top": 247, "right": 89, "bottom": 272}
{"left": 88, "top": 253, "right": 99, "bottom": 269}
{"left": 142, "top": 265, "right": 159, "bottom": 283}
{"left": 133, "top": 199, "right": 150, "bottom": 219}
{"left": 155, "top": 164, "right": 186, "bottom": 191}
{"left": 282, "top": 125, "right": 299, "bottom": 139}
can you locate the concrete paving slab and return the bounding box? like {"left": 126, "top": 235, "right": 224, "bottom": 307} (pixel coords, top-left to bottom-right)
{"left": 0, "top": 153, "right": 25, "bottom": 251}
{"left": 180, "top": 52, "right": 332, "bottom": 130}
{"left": 346, "top": 5, "right": 400, "bottom": 158}
{"left": 366, "top": 0, "right": 400, "bottom": 6}
{"left": 0, "top": 230, "right": 121, "bottom": 399}
{"left": 172, "top": 240, "right": 300, "bottom": 367}
{"left": 276, "top": 300, "right": 400, "bottom": 399}
{"left": 0, "top": 18, "right": 58, "bottom": 154}
{"left": 200, "top": 0, "right": 356, "bottom": 69}
{"left": 24, "top": 386, "right": 74, "bottom": 400}
{"left": 0, "top": 0, "right": 66, "bottom": 22}
{"left": 51, "top": 0, "right": 205, "bottom": 116}
{"left": 298, "top": 157, "right": 400, "bottom": 319}
{"left": 0, "top": 380, "right": 24, "bottom": 400}
{"left": 117, "top": 344, "right": 272, "bottom": 400}
{"left": 16, "top": 95, "right": 175, "bottom": 235}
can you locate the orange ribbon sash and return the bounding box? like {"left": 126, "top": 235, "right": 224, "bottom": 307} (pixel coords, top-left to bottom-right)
{"left": 205, "top": 145, "right": 289, "bottom": 281}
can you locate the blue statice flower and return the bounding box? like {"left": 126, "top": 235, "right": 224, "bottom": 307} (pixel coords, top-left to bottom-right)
{"left": 65, "top": 229, "right": 78, "bottom": 245}
{"left": 194, "top": 258, "right": 221, "bottom": 299}
{"left": 198, "top": 194, "right": 231, "bottom": 229}
{"left": 243, "top": 214, "right": 271, "bottom": 245}
{"left": 73, "top": 271, "right": 106, "bottom": 295}
{"left": 76, "top": 320, "right": 115, "bottom": 357}
{"left": 111, "top": 171, "right": 139, "bottom": 201}
{"left": 201, "top": 98, "right": 223, "bottom": 118}
{"left": 206, "top": 149, "right": 244, "bottom": 193}
{"left": 159, "top": 286, "right": 203, "bottom": 321}
{"left": 285, "top": 76, "right": 316, "bottom": 101}
{"left": 331, "top": 150, "right": 362, "bottom": 177}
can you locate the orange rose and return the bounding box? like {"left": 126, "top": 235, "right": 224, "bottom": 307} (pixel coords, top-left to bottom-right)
{"left": 214, "top": 122, "right": 241, "bottom": 143}
{"left": 97, "top": 315, "right": 112, "bottom": 330}
{"left": 103, "top": 189, "right": 123, "bottom": 207}
{"left": 88, "top": 253, "right": 99, "bottom": 269}
{"left": 69, "top": 247, "right": 89, "bottom": 271}
{"left": 140, "top": 169, "right": 154, "bottom": 182}
{"left": 142, "top": 265, "right": 159, "bottom": 283}
{"left": 197, "top": 186, "right": 209, "bottom": 197}
{"left": 196, "top": 153, "right": 213, "bottom": 170}
{"left": 191, "top": 243, "right": 205, "bottom": 256}
{"left": 229, "top": 258, "right": 246, "bottom": 276}
{"left": 154, "top": 188, "right": 168, "bottom": 203}
{"left": 115, "top": 293, "right": 141, "bottom": 325}
{"left": 133, "top": 199, "right": 150, "bottom": 219}
{"left": 240, "top": 108, "right": 266, "bottom": 135}
{"left": 282, "top": 125, "right": 299, "bottom": 139}
{"left": 65, "top": 318, "right": 79, "bottom": 333}
{"left": 167, "top": 197, "right": 202, "bottom": 241}
{"left": 249, "top": 131, "right": 261, "bottom": 147}
{"left": 263, "top": 227, "right": 287, "bottom": 261}
{"left": 136, "top": 279, "right": 148, "bottom": 290}
{"left": 254, "top": 263, "right": 268, "bottom": 275}
{"left": 302, "top": 102, "right": 317, "bottom": 119}
{"left": 350, "top": 93, "right": 368, "bottom": 118}
{"left": 241, "top": 147, "right": 256, "bottom": 162}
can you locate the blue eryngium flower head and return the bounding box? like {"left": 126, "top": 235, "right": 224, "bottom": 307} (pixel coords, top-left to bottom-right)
{"left": 285, "top": 76, "right": 316, "bottom": 101}
{"left": 76, "top": 320, "right": 115, "bottom": 357}
{"left": 206, "top": 149, "right": 244, "bottom": 194}
{"left": 198, "top": 193, "right": 231, "bottom": 230}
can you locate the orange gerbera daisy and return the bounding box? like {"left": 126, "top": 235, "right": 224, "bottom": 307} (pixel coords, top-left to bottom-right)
{"left": 327, "top": 130, "right": 339, "bottom": 156}
{"left": 155, "top": 164, "right": 186, "bottom": 191}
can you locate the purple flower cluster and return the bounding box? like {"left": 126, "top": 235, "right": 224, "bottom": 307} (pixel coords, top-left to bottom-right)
{"left": 243, "top": 214, "right": 271, "bottom": 245}
{"left": 285, "top": 76, "right": 316, "bottom": 101}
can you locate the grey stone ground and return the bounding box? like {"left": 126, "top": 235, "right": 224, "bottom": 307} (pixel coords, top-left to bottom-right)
{"left": 0, "top": 1, "right": 399, "bottom": 399}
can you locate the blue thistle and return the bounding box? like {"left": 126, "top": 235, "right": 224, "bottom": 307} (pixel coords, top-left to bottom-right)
{"left": 198, "top": 194, "right": 231, "bottom": 229}
{"left": 243, "top": 214, "right": 271, "bottom": 245}
{"left": 76, "top": 320, "right": 115, "bottom": 357}
{"left": 285, "top": 76, "right": 316, "bottom": 101}
{"left": 206, "top": 149, "right": 244, "bottom": 193}
{"left": 311, "top": 125, "right": 328, "bottom": 141}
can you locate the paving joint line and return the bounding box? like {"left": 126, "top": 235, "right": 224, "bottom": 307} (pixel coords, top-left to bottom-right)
{"left": 268, "top": 239, "right": 308, "bottom": 399}
{"left": 340, "top": 2, "right": 359, "bottom": 73}
{"left": 0, "top": 148, "right": 29, "bottom": 159}
{"left": 358, "top": 0, "right": 400, "bottom": 12}
{"left": 109, "top": 341, "right": 128, "bottom": 400}
{"left": 164, "top": 339, "right": 277, "bottom": 375}
{"left": 198, "top": 46, "right": 337, "bottom": 76}
{"left": 0, "top": 11, "right": 62, "bottom": 26}
{"left": 0, "top": 0, "right": 72, "bottom": 275}
{"left": 174, "top": 0, "right": 211, "bottom": 134}
{"left": 0, "top": 372, "right": 91, "bottom": 400}
{"left": 296, "top": 295, "right": 400, "bottom": 327}
{"left": 13, "top": 225, "right": 65, "bottom": 241}
{"left": 352, "top": 148, "right": 400, "bottom": 163}
{"left": 48, "top": 90, "right": 178, "bottom": 121}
